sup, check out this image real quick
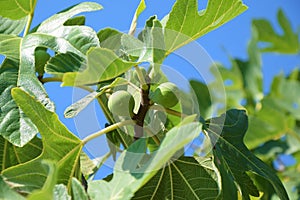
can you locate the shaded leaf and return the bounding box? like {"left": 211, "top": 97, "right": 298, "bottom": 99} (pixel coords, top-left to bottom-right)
{"left": 88, "top": 122, "right": 202, "bottom": 200}
{"left": 64, "top": 16, "right": 86, "bottom": 26}
{"left": 45, "top": 52, "right": 86, "bottom": 76}
{"left": 27, "top": 161, "right": 58, "bottom": 200}
{"left": 207, "top": 109, "right": 289, "bottom": 200}
{"left": 164, "top": 0, "right": 247, "bottom": 53}
{"left": 253, "top": 9, "right": 299, "bottom": 54}
{"left": 214, "top": 151, "right": 238, "bottom": 200}
{"left": 0, "top": 16, "right": 27, "bottom": 35}
{"left": 62, "top": 47, "right": 137, "bottom": 86}
{"left": 2, "top": 88, "right": 82, "bottom": 194}
{"left": 133, "top": 156, "right": 220, "bottom": 200}
{"left": 190, "top": 80, "right": 212, "bottom": 119}
{"left": 34, "top": 47, "right": 50, "bottom": 76}
{"left": 0, "top": 0, "right": 36, "bottom": 20}
{"left": 0, "top": 136, "right": 42, "bottom": 172}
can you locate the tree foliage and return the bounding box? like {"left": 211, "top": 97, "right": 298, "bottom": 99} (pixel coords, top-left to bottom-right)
{"left": 0, "top": 0, "right": 299, "bottom": 199}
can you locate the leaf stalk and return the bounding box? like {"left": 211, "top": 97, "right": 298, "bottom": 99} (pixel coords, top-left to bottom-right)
{"left": 82, "top": 120, "right": 136, "bottom": 145}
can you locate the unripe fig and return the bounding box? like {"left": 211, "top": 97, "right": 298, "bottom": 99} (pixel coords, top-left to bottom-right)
{"left": 108, "top": 90, "right": 135, "bottom": 117}
{"left": 150, "top": 82, "right": 179, "bottom": 108}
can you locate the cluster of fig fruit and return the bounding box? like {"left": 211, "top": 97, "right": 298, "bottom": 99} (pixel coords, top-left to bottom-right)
{"left": 107, "top": 69, "right": 179, "bottom": 118}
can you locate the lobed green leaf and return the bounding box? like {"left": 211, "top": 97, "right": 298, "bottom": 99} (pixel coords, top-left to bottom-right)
{"left": 0, "top": 175, "right": 25, "bottom": 200}
{"left": 0, "top": 136, "right": 42, "bottom": 173}
{"left": 133, "top": 156, "right": 220, "bottom": 200}
{"left": 253, "top": 9, "right": 299, "bottom": 54}
{"left": 0, "top": 0, "right": 36, "bottom": 20}
{"left": 88, "top": 122, "right": 202, "bottom": 200}
{"left": 62, "top": 47, "right": 137, "bottom": 86}
{"left": 0, "top": 16, "right": 27, "bottom": 35}
{"left": 208, "top": 109, "right": 289, "bottom": 200}
{"left": 2, "top": 88, "right": 82, "bottom": 194}
{"left": 164, "top": 0, "right": 247, "bottom": 54}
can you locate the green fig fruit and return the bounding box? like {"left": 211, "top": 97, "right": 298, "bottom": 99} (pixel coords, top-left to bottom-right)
{"left": 150, "top": 82, "right": 179, "bottom": 108}
{"left": 108, "top": 90, "right": 135, "bottom": 117}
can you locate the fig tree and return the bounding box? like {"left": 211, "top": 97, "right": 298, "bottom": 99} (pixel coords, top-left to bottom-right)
{"left": 108, "top": 90, "right": 135, "bottom": 117}
{"left": 150, "top": 82, "right": 179, "bottom": 108}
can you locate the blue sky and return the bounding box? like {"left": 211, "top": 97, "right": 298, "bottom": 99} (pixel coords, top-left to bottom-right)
{"left": 2, "top": 0, "right": 300, "bottom": 178}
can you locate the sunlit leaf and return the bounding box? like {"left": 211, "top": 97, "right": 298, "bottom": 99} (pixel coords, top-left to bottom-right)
{"left": 2, "top": 33, "right": 84, "bottom": 146}
{"left": 64, "top": 91, "right": 99, "bottom": 118}
{"left": 253, "top": 9, "right": 299, "bottom": 54}
{"left": 64, "top": 77, "right": 129, "bottom": 118}
{"left": 0, "top": 0, "right": 36, "bottom": 20}
{"left": 97, "top": 28, "right": 123, "bottom": 54}
{"left": 128, "top": 0, "right": 146, "bottom": 36}
{"left": 2, "top": 88, "right": 82, "bottom": 194}
{"left": 36, "top": 2, "right": 101, "bottom": 54}
{"left": 245, "top": 72, "right": 300, "bottom": 149}
{"left": 138, "top": 16, "right": 165, "bottom": 67}
{"left": 210, "top": 30, "right": 262, "bottom": 110}
{"left": 245, "top": 98, "right": 295, "bottom": 149}
{"left": 164, "top": 0, "right": 247, "bottom": 54}
{"left": 0, "top": 34, "right": 22, "bottom": 62}
{"left": 37, "top": 2, "right": 101, "bottom": 33}
{"left": 269, "top": 73, "right": 300, "bottom": 120}
{"left": 213, "top": 61, "right": 245, "bottom": 108}
{"left": 0, "top": 59, "right": 37, "bottom": 146}
{"left": 0, "top": 16, "right": 27, "bottom": 35}
{"left": 62, "top": 47, "right": 137, "bottom": 86}
{"left": 71, "top": 178, "right": 89, "bottom": 200}
{"left": 53, "top": 184, "right": 71, "bottom": 200}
